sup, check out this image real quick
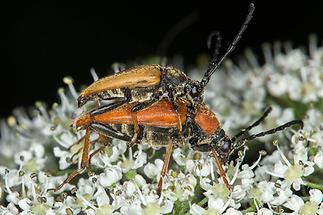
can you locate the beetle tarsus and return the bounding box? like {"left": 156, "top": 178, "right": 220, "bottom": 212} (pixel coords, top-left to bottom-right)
{"left": 48, "top": 168, "right": 85, "bottom": 193}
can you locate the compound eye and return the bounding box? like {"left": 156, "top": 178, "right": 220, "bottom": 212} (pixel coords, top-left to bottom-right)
{"left": 190, "top": 85, "right": 201, "bottom": 98}
{"left": 220, "top": 140, "right": 231, "bottom": 152}
{"left": 191, "top": 86, "right": 197, "bottom": 95}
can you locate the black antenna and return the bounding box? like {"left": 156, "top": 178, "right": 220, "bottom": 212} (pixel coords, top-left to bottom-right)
{"left": 243, "top": 120, "right": 303, "bottom": 141}
{"left": 207, "top": 31, "right": 222, "bottom": 60}
{"left": 200, "top": 3, "right": 255, "bottom": 89}
{"left": 232, "top": 120, "right": 303, "bottom": 152}
{"left": 231, "top": 106, "right": 272, "bottom": 143}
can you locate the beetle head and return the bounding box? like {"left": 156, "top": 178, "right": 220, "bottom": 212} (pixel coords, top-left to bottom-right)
{"left": 192, "top": 129, "right": 233, "bottom": 164}
{"left": 211, "top": 135, "right": 232, "bottom": 164}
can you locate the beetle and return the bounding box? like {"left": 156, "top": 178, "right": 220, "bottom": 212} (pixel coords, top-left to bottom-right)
{"left": 76, "top": 4, "right": 256, "bottom": 145}
{"left": 51, "top": 98, "right": 303, "bottom": 193}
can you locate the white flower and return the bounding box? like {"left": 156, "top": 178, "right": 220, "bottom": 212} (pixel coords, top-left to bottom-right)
{"left": 190, "top": 195, "right": 232, "bottom": 215}
{"left": 270, "top": 180, "right": 293, "bottom": 206}
{"left": 266, "top": 73, "right": 289, "bottom": 97}
{"left": 258, "top": 208, "right": 273, "bottom": 215}
{"left": 264, "top": 143, "right": 315, "bottom": 191}
{"left": 309, "top": 189, "right": 323, "bottom": 205}
{"left": 99, "top": 166, "right": 123, "bottom": 187}
{"left": 284, "top": 194, "right": 305, "bottom": 213}
{"left": 144, "top": 159, "right": 164, "bottom": 179}
{"left": 223, "top": 208, "right": 242, "bottom": 215}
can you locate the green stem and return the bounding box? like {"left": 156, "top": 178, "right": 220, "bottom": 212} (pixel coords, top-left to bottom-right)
{"left": 242, "top": 206, "right": 256, "bottom": 214}
{"left": 197, "top": 196, "right": 208, "bottom": 207}
{"left": 305, "top": 182, "right": 323, "bottom": 191}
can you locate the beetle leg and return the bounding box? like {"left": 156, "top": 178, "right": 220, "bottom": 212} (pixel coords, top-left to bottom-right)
{"left": 81, "top": 127, "right": 91, "bottom": 168}
{"left": 49, "top": 128, "right": 91, "bottom": 192}
{"left": 90, "top": 98, "right": 130, "bottom": 116}
{"left": 70, "top": 136, "right": 103, "bottom": 163}
{"left": 68, "top": 135, "right": 85, "bottom": 150}
{"left": 90, "top": 122, "right": 132, "bottom": 141}
{"left": 157, "top": 138, "right": 173, "bottom": 195}
{"left": 70, "top": 147, "right": 82, "bottom": 164}
{"left": 211, "top": 148, "right": 231, "bottom": 190}
{"left": 49, "top": 168, "right": 85, "bottom": 192}
{"left": 88, "top": 135, "right": 110, "bottom": 163}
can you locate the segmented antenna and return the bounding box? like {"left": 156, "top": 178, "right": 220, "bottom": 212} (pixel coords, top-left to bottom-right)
{"left": 231, "top": 106, "right": 272, "bottom": 143}
{"left": 200, "top": 3, "right": 255, "bottom": 89}
{"left": 232, "top": 118, "right": 303, "bottom": 152}
{"left": 243, "top": 120, "right": 303, "bottom": 141}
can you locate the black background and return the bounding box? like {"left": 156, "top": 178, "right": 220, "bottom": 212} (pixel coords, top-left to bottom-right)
{"left": 2, "top": 1, "right": 323, "bottom": 117}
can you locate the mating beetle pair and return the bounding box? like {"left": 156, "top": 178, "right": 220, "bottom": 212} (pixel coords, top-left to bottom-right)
{"left": 52, "top": 3, "right": 303, "bottom": 193}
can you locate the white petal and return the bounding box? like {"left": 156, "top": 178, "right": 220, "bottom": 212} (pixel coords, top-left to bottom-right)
{"left": 161, "top": 201, "right": 174, "bottom": 214}
{"left": 45, "top": 208, "right": 56, "bottom": 215}
{"left": 94, "top": 186, "right": 110, "bottom": 207}
{"left": 284, "top": 195, "right": 304, "bottom": 211}
{"left": 32, "top": 144, "right": 45, "bottom": 158}
{"left": 134, "top": 175, "right": 147, "bottom": 188}
{"left": 53, "top": 147, "right": 71, "bottom": 170}
{"left": 303, "top": 164, "right": 315, "bottom": 176}
{"left": 189, "top": 203, "right": 205, "bottom": 215}
{"left": 231, "top": 185, "right": 246, "bottom": 201}
{"left": 314, "top": 151, "right": 323, "bottom": 168}
{"left": 309, "top": 189, "right": 323, "bottom": 204}
{"left": 270, "top": 187, "right": 292, "bottom": 206}
{"left": 6, "top": 192, "right": 20, "bottom": 204}
{"left": 143, "top": 159, "right": 163, "bottom": 179}
{"left": 258, "top": 208, "right": 273, "bottom": 215}
{"left": 223, "top": 208, "right": 242, "bottom": 215}
{"left": 267, "top": 74, "right": 288, "bottom": 97}
{"left": 99, "top": 167, "right": 122, "bottom": 187}
{"left": 18, "top": 198, "right": 31, "bottom": 211}
{"left": 292, "top": 178, "right": 303, "bottom": 191}
{"left": 200, "top": 178, "right": 212, "bottom": 191}
{"left": 208, "top": 197, "right": 225, "bottom": 211}
{"left": 172, "top": 148, "right": 186, "bottom": 166}
{"left": 6, "top": 202, "right": 20, "bottom": 214}
{"left": 120, "top": 204, "right": 142, "bottom": 215}
{"left": 272, "top": 161, "right": 288, "bottom": 176}
{"left": 124, "top": 181, "right": 136, "bottom": 197}
{"left": 132, "top": 151, "right": 147, "bottom": 169}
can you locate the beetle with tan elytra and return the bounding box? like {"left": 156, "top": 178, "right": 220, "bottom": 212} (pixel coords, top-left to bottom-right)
{"left": 77, "top": 4, "right": 256, "bottom": 146}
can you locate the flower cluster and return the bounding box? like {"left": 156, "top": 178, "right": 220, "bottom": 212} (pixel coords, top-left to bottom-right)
{"left": 1, "top": 36, "right": 323, "bottom": 214}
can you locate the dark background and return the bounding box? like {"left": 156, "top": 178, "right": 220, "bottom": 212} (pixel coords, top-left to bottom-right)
{"left": 2, "top": 1, "right": 323, "bottom": 117}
